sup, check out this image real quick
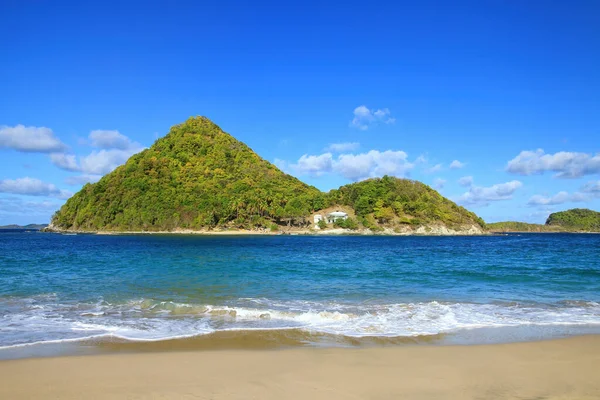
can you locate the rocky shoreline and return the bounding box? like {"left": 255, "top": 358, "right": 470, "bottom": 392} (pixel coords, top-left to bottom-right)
{"left": 43, "top": 224, "right": 487, "bottom": 236}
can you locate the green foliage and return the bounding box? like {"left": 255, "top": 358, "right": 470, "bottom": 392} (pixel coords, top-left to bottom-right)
{"left": 325, "top": 176, "right": 485, "bottom": 229}
{"left": 333, "top": 217, "right": 358, "bottom": 230}
{"left": 52, "top": 117, "right": 320, "bottom": 231}
{"left": 545, "top": 209, "right": 600, "bottom": 231}
{"left": 486, "top": 221, "right": 562, "bottom": 232}
{"left": 317, "top": 219, "right": 327, "bottom": 230}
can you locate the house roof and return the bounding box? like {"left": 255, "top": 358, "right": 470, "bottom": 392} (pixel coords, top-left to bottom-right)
{"left": 328, "top": 211, "right": 348, "bottom": 217}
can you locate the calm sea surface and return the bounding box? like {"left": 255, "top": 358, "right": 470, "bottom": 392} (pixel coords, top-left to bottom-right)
{"left": 1, "top": 231, "right": 599, "bottom": 354}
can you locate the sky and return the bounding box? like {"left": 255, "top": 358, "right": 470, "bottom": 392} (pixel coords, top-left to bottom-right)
{"left": 1, "top": 0, "right": 599, "bottom": 225}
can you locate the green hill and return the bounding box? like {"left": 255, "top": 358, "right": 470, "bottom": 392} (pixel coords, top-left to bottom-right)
{"left": 50, "top": 116, "right": 485, "bottom": 233}
{"left": 52, "top": 117, "right": 320, "bottom": 231}
{"left": 0, "top": 224, "right": 48, "bottom": 230}
{"left": 327, "top": 176, "right": 485, "bottom": 230}
{"left": 488, "top": 209, "right": 600, "bottom": 233}
{"left": 486, "top": 221, "right": 563, "bottom": 233}
{"left": 546, "top": 208, "right": 600, "bottom": 231}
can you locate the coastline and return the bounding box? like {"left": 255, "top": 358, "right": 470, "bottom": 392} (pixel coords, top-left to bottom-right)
{"left": 44, "top": 224, "right": 488, "bottom": 236}
{"left": 1, "top": 335, "right": 599, "bottom": 399}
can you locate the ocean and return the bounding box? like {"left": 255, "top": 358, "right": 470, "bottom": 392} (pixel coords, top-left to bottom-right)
{"left": 1, "top": 230, "right": 599, "bottom": 357}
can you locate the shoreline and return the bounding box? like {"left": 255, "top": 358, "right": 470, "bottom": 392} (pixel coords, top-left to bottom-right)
{"left": 43, "top": 225, "right": 488, "bottom": 236}
{"left": 1, "top": 335, "right": 599, "bottom": 399}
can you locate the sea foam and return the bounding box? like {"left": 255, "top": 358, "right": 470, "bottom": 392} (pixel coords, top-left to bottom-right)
{"left": 1, "top": 296, "right": 599, "bottom": 349}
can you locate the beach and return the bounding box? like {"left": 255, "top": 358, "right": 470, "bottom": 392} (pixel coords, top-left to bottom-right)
{"left": 1, "top": 335, "right": 599, "bottom": 399}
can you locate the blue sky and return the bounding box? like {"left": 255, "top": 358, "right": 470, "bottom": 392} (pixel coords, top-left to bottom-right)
{"left": 1, "top": 0, "right": 599, "bottom": 225}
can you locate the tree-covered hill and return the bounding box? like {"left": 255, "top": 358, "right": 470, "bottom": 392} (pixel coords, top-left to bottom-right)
{"left": 51, "top": 116, "right": 486, "bottom": 232}
{"left": 486, "top": 221, "right": 563, "bottom": 232}
{"left": 327, "top": 176, "right": 485, "bottom": 230}
{"left": 52, "top": 117, "right": 321, "bottom": 231}
{"left": 545, "top": 209, "right": 600, "bottom": 231}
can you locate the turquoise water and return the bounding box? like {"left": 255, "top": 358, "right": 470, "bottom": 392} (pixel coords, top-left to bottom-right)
{"left": 1, "top": 231, "right": 600, "bottom": 351}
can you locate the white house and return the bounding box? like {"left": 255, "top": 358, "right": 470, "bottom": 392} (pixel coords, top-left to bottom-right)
{"left": 314, "top": 214, "right": 323, "bottom": 224}
{"left": 327, "top": 211, "right": 348, "bottom": 224}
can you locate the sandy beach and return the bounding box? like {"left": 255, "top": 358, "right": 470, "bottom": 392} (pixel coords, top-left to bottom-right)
{"left": 1, "top": 335, "right": 599, "bottom": 399}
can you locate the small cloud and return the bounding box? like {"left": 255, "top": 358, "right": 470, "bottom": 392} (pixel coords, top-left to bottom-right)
{"left": 89, "top": 130, "right": 137, "bottom": 150}
{"left": 287, "top": 149, "right": 414, "bottom": 181}
{"left": 333, "top": 150, "right": 412, "bottom": 181}
{"left": 0, "top": 196, "right": 63, "bottom": 218}
{"left": 449, "top": 160, "right": 465, "bottom": 169}
{"left": 293, "top": 153, "right": 333, "bottom": 177}
{"left": 65, "top": 175, "right": 102, "bottom": 185}
{"left": 458, "top": 176, "right": 474, "bottom": 187}
{"left": 50, "top": 153, "right": 79, "bottom": 172}
{"left": 506, "top": 149, "right": 600, "bottom": 178}
{"left": 457, "top": 180, "right": 523, "bottom": 207}
{"left": 425, "top": 163, "right": 443, "bottom": 174}
{"left": 581, "top": 180, "right": 600, "bottom": 195}
{"left": 414, "top": 155, "right": 427, "bottom": 164}
{"left": 0, "top": 125, "right": 67, "bottom": 153}
{"left": 50, "top": 130, "right": 144, "bottom": 176}
{"left": 325, "top": 142, "right": 360, "bottom": 153}
{"left": 433, "top": 178, "right": 446, "bottom": 190}
{"left": 0, "top": 177, "right": 72, "bottom": 199}
{"left": 350, "top": 106, "right": 395, "bottom": 130}
{"left": 527, "top": 191, "right": 589, "bottom": 206}
{"left": 273, "top": 158, "right": 290, "bottom": 173}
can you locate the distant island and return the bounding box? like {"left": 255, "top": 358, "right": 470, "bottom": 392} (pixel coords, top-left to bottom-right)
{"left": 47, "top": 116, "right": 485, "bottom": 235}
{"left": 488, "top": 209, "right": 600, "bottom": 233}
{"left": 0, "top": 224, "right": 48, "bottom": 230}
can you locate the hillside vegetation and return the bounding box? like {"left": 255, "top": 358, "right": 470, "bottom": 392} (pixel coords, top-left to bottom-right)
{"left": 487, "top": 221, "right": 563, "bottom": 233}
{"left": 51, "top": 116, "right": 485, "bottom": 232}
{"left": 546, "top": 208, "right": 600, "bottom": 231}
{"left": 327, "top": 177, "right": 485, "bottom": 230}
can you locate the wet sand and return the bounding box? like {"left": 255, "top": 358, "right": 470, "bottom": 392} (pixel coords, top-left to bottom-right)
{"left": 1, "top": 335, "right": 599, "bottom": 399}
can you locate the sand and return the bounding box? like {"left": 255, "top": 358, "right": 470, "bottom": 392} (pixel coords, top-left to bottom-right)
{"left": 1, "top": 335, "right": 599, "bottom": 399}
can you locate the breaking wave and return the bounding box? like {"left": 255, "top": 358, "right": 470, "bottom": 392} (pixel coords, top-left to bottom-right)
{"left": 1, "top": 295, "right": 600, "bottom": 349}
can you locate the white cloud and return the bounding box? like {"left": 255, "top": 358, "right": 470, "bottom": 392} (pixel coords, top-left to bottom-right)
{"left": 458, "top": 176, "right": 474, "bottom": 187}
{"left": 65, "top": 175, "right": 102, "bottom": 185}
{"left": 350, "top": 106, "right": 395, "bottom": 130}
{"left": 325, "top": 142, "right": 360, "bottom": 152}
{"left": 50, "top": 153, "right": 79, "bottom": 171}
{"left": 449, "top": 160, "right": 465, "bottom": 169}
{"left": 89, "top": 130, "right": 136, "bottom": 150}
{"left": 457, "top": 180, "right": 523, "bottom": 206}
{"left": 527, "top": 191, "right": 589, "bottom": 206}
{"left": 293, "top": 153, "right": 333, "bottom": 177}
{"left": 506, "top": 149, "right": 600, "bottom": 178}
{"left": 581, "top": 180, "right": 600, "bottom": 195}
{"left": 425, "top": 163, "right": 443, "bottom": 174}
{"left": 0, "top": 196, "right": 62, "bottom": 219}
{"left": 79, "top": 149, "right": 140, "bottom": 175}
{"left": 433, "top": 178, "right": 446, "bottom": 189}
{"left": 273, "top": 158, "right": 290, "bottom": 174}
{"left": 289, "top": 150, "right": 414, "bottom": 181}
{"left": 50, "top": 130, "right": 144, "bottom": 177}
{"left": 0, "top": 177, "right": 72, "bottom": 199}
{"left": 334, "top": 150, "right": 412, "bottom": 181}
{"left": 0, "top": 125, "right": 67, "bottom": 153}
{"left": 415, "top": 155, "right": 427, "bottom": 164}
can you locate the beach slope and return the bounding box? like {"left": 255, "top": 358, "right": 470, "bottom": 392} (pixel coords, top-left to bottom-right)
{"left": 1, "top": 336, "right": 599, "bottom": 399}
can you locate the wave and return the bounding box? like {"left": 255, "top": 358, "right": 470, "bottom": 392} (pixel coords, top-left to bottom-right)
{"left": 1, "top": 296, "right": 600, "bottom": 349}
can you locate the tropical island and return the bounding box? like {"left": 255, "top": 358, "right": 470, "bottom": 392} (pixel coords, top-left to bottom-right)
{"left": 47, "top": 116, "right": 486, "bottom": 235}
{"left": 488, "top": 209, "right": 600, "bottom": 233}
{"left": 0, "top": 224, "right": 48, "bottom": 230}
